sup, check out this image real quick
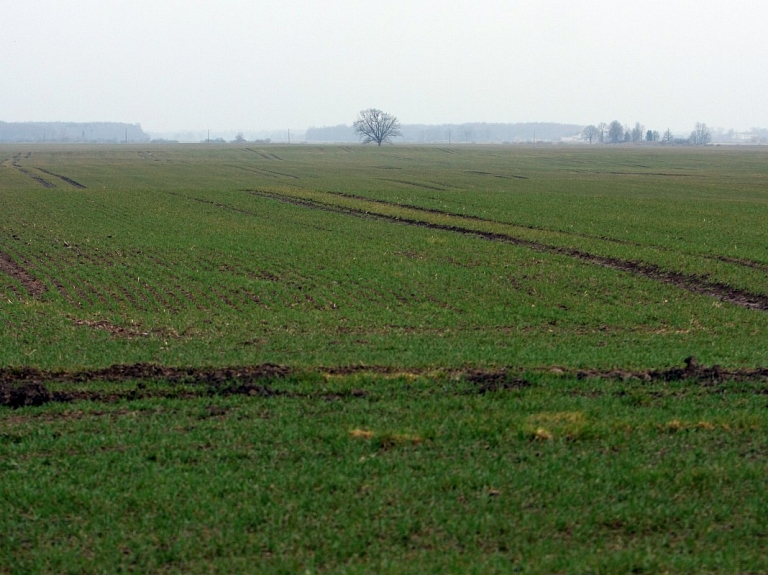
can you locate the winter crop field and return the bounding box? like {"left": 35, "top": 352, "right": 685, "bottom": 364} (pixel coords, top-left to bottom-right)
{"left": 2, "top": 143, "right": 768, "bottom": 573}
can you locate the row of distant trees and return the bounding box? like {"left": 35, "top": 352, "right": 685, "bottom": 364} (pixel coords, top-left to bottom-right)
{"left": 582, "top": 122, "right": 711, "bottom": 146}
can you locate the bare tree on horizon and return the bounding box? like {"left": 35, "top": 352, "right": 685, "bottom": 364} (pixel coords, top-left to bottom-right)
{"left": 690, "top": 122, "right": 712, "bottom": 145}
{"left": 353, "top": 109, "right": 402, "bottom": 146}
{"left": 582, "top": 125, "right": 599, "bottom": 144}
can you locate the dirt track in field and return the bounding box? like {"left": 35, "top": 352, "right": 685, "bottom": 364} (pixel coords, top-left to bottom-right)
{"left": 322, "top": 191, "right": 768, "bottom": 273}
{"left": 35, "top": 168, "right": 87, "bottom": 188}
{"left": 7, "top": 153, "right": 85, "bottom": 188}
{"left": 0, "top": 363, "right": 291, "bottom": 407}
{"left": 1, "top": 357, "right": 767, "bottom": 408}
{"left": 246, "top": 189, "right": 768, "bottom": 313}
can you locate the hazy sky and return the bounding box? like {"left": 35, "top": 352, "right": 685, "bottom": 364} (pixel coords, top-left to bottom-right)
{"left": 3, "top": 0, "right": 767, "bottom": 133}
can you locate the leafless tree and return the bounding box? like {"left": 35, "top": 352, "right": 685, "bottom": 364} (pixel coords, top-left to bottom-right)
{"left": 631, "top": 122, "right": 644, "bottom": 143}
{"left": 582, "top": 125, "right": 599, "bottom": 144}
{"left": 690, "top": 122, "right": 711, "bottom": 145}
{"left": 597, "top": 122, "right": 607, "bottom": 143}
{"left": 353, "top": 109, "right": 402, "bottom": 146}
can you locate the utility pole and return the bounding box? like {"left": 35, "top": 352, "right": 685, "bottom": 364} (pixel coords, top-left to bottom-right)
{"left": 287, "top": 129, "right": 290, "bottom": 144}
{"left": 448, "top": 130, "right": 451, "bottom": 145}
{"left": 125, "top": 128, "right": 128, "bottom": 144}
{"left": 207, "top": 129, "right": 210, "bottom": 143}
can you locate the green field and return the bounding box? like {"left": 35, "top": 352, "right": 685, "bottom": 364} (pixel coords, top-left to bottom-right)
{"left": 2, "top": 144, "right": 768, "bottom": 573}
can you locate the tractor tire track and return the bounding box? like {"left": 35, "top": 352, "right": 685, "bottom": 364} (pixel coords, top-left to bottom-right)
{"left": 227, "top": 164, "right": 299, "bottom": 179}
{"left": 13, "top": 167, "right": 56, "bottom": 188}
{"left": 35, "top": 168, "right": 87, "bottom": 188}
{"left": 162, "top": 190, "right": 266, "bottom": 218}
{"left": 245, "top": 189, "right": 768, "bottom": 312}
{"left": 244, "top": 148, "right": 283, "bottom": 161}
{"left": 10, "top": 154, "right": 56, "bottom": 188}
{"left": 378, "top": 178, "right": 446, "bottom": 191}
{"left": 326, "top": 191, "right": 768, "bottom": 274}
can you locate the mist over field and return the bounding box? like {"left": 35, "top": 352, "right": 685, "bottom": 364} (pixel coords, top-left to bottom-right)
{"left": 2, "top": 1, "right": 768, "bottom": 135}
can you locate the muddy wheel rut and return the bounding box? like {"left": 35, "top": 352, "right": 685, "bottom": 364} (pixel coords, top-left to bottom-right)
{"left": 245, "top": 190, "right": 768, "bottom": 313}
{"left": 14, "top": 167, "right": 56, "bottom": 188}
{"left": 10, "top": 155, "right": 56, "bottom": 188}
{"left": 35, "top": 168, "right": 87, "bottom": 188}
{"left": 1, "top": 357, "right": 767, "bottom": 409}
{"left": 325, "top": 191, "right": 768, "bottom": 273}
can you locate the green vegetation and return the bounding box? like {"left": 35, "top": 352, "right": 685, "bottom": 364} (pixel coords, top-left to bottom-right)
{"left": 1, "top": 144, "right": 767, "bottom": 369}
{"left": 3, "top": 374, "right": 768, "bottom": 573}
{"left": 2, "top": 144, "right": 767, "bottom": 572}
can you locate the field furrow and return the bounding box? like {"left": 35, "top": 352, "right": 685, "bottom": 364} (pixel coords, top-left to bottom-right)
{"left": 245, "top": 189, "right": 768, "bottom": 312}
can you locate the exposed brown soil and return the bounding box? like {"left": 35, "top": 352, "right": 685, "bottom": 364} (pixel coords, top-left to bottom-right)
{"left": 0, "top": 363, "right": 292, "bottom": 408}
{"left": 72, "top": 318, "right": 149, "bottom": 337}
{"left": 0, "top": 382, "right": 54, "bottom": 408}
{"left": 0, "top": 251, "right": 47, "bottom": 298}
{"left": 248, "top": 189, "right": 768, "bottom": 312}
{"left": 1, "top": 358, "right": 767, "bottom": 409}
{"left": 569, "top": 355, "right": 768, "bottom": 384}
{"left": 463, "top": 370, "right": 532, "bottom": 394}
{"left": 0, "top": 362, "right": 290, "bottom": 386}
{"left": 0, "top": 357, "right": 768, "bottom": 408}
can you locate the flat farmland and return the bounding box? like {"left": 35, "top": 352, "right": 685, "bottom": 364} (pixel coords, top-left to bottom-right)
{"left": 1, "top": 144, "right": 767, "bottom": 370}
{"left": 2, "top": 144, "right": 768, "bottom": 573}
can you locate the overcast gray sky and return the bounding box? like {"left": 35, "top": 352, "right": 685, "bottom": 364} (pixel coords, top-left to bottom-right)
{"left": 2, "top": 0, "right": 767, "bottom": 134}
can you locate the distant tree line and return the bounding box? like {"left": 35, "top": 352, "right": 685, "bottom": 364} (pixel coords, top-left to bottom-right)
{"left": 581, "top": 121, "right": 712, "bottom": 146}
{"left": 306, "top": 121, "right": 584, "bottom": 144}
{"left": 0, "top": 121, "right": 149, "bottom": 143}
{"left": 198, "top": 132, "right": 272, "bottom": 144}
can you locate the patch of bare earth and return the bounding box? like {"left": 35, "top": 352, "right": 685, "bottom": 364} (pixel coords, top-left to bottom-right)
{"left": 1, "top": 358, "right": 766, "bottom": 409}
{"left": 0, "top": 363, "right": 292, "bottom": 407}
